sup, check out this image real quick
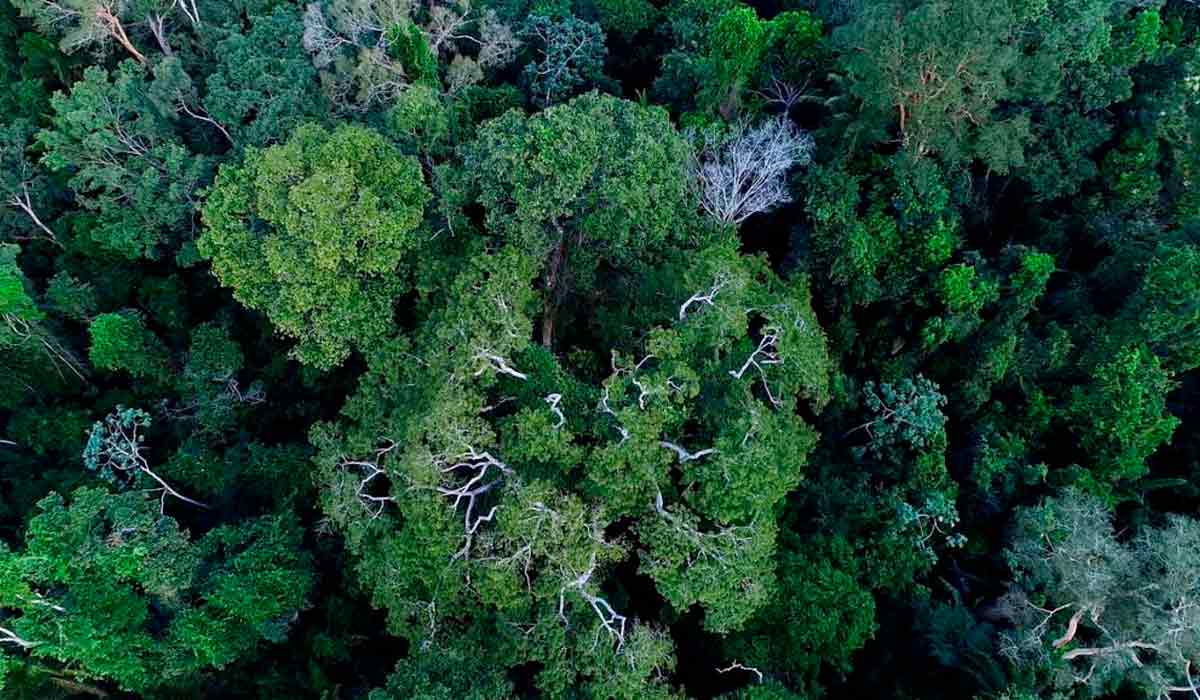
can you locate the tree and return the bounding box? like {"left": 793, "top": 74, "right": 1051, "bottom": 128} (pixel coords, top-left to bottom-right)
{"left": 204, "top": 6, "right": 330, "bottom": 149}
{"left": 87, "top": 311, "right": 169, "bottom": 380}
{"left": 0, "top": 120, "right": 60, "bottom": 248}
{"left": 38, "top": 61, "right": 213, "bottom": 260}
{"left": 1066, "top": 344, "right": 1179, "bottom": 490}
{"left": 1003, "top": 490, "right": 1200, "bottom": 699}
{"left": 311, "top": 221, "right": 831, "bottom": 689}
{"left": 449, "top": 92, "right": 701, "bottom": 348}
{"left": 688, "top": 116, "right": 814, "bottom": 225}
{"left": 519, "top": 15, "right": 606, "bottom": 108}
{"left": 302, "top": 0, "right": 519, "bottom": 109}
{"left": 0, "top": 488, "right": 313, "bottom": 694}
{"left": 1, "top": 244, "right": 86, "bottom": 385}
{"left": 83, "top": 406, "right": 206, "bottom": 512}
{"left": 199, "top": 122, "right": 431, "bottom": 369}
{"left": 1116, "top": 243, "right": 1200, "bottom": 374}
{"left": 850, "top": 375, "right": 947, "bottom": 461}
{"left": 725, "top": 535, "right": 876, "bottom": 683}
{"left": 12, "top": 0, "right": 150, "bottom": 63}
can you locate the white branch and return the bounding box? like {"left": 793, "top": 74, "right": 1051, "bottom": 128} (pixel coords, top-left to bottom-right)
{"left": 474, "top": 351, "right": 528, "bottom": 380}
{"left": 545, "top": 393, "right": 565, "bottom": 429}
{"left": 659, "top": 441, "right": 717, "bottom": 463}
{"left": 679, "top": 274, "right": 731, "bottom": 321}
{"left": 729, "top": 326, "right": 784, "bottom": 407}
{"left": 718, "top": 661, "right": 764, "bottom": 683}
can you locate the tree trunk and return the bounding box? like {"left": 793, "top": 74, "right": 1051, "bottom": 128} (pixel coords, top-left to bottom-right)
{"left": 541, "top": 233, "right": 568, "bottom": 349}
{"left": 97, "top": 7, "right": 148, "bottom": 64}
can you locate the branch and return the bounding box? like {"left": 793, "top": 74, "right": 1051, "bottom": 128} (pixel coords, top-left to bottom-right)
{"left": 659, "top": 441, "right": 717, "bottom": 463}
{"left": 0, "top": 625, "right": 41, "bottom": 649}
{"left": 729, "top": 326, "right": 784, "bottom": 407}
{"left": 717, "top": 661, "right": 764, "bottom": 683}
{"left": 473, "top": 351, "right": 528, "bottom": 380}
{"left": 545, "top": 393, "right": 566, "bottom": 429}
{"left": 678, "top": 274, "right": 730, "bottom": 321}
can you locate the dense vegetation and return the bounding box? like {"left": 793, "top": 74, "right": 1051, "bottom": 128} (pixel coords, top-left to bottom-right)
{"left": 0, "top": 0, "right": 1197, "bottom": 698}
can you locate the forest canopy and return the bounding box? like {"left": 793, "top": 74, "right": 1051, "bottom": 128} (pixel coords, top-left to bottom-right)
{"left": 0, "top": 0, "right": 1198, "bottom": 698}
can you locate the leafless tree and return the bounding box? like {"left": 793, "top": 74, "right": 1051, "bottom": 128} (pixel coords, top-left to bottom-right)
{"left": 688, "top": 117, "right": 814, "bottom": 226}
{"left": 751, "top": 73, "right": 816, "bottom": 114}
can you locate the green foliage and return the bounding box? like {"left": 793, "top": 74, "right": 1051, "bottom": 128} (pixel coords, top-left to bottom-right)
{"left": 855, "top": 376, "right": 948, "bottom": 460}
{"left": 386, "top": 19, "right": 438, "bottom": 84}
{"left": 0, "top": 243, "right": 40, "bottom": 326}
{"left": 728, "top": 536, "right": 876, "bottom": 680}
{"left": 1067, "top": 344, "right": 1179, "bottom": 489}
{"left": 87, "top": 311, "right": 167, "bottom": 380}
{"left": 38, "top": 61, "right": 213, "bottom": 259}
{"left": 205, "top": 7, "right": 329, "bottom": 149}
{"left": 590, "top": 0, "right": 657, "bottom": 35}
{"left": 1, "top": 1, "right": 1198, "bottom": 697}
{"left": 44, "top": 271, "right": 96, "bottom": 321}
{"left": 0, "top": 487, "right": 312, "bottom": 693}
{"left": 199, "top": 122, "right": 431, "bottom": 368}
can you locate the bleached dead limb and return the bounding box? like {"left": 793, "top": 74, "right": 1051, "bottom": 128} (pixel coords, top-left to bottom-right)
{"left": 178, "top": 101, "right": 232, "bottom": 144}
{"left": 337, "top": 440, "right": 401, "bottom": 519}
{"left": 598, "top": 385, "right": 630, "bottom": 443}
{"left": 473, "top": 351, "right": 528, "bottom": 380}
{"left": 679, "top": 274, "right": 731, "bottom": 321}
{"left": 3, "top": 314, "right": 86, "bottom": 382}
{"left": 437, "top": 447, "right": 513, "bottom": 558}
{"left": 96, "top": 4, "right": 148, "bottom": 64}
{"left": 224, "top": 378, "right": 266, "bottom": 405}
{"left": 659, "top": 441, "right": 717, "bottom": 463}
{"left": 558, "top": 553, "right": 626, "bottom": 650}
{"left": 174, "top": 0, "right": 200, "bottom": 25}
{"left": 0, "top": 625, "right": 40, "bottom": 649}
{"left": 717, "top": 661, "right": 764, "bottom": 683}
{"left": 87, "top": 410, "right": 206, "bottom": 514}
{"left": 729, "top": 326, "right": 784, "bottom": 407}
{"left": 653, "top": 490, "right": 756, "bottom": 568}
{"left": 7, "top": 184, "right": 62, "bottom": 248}
{"left": 545, "top": 393, "right": 565, "bottom": 429}
{"left": 22, "top": 592, "right": 66, "bottom": 613}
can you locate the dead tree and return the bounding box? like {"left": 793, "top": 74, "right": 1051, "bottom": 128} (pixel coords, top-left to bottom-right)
{"left": 688, "top": 117, "right": 814, "bottom": 226}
